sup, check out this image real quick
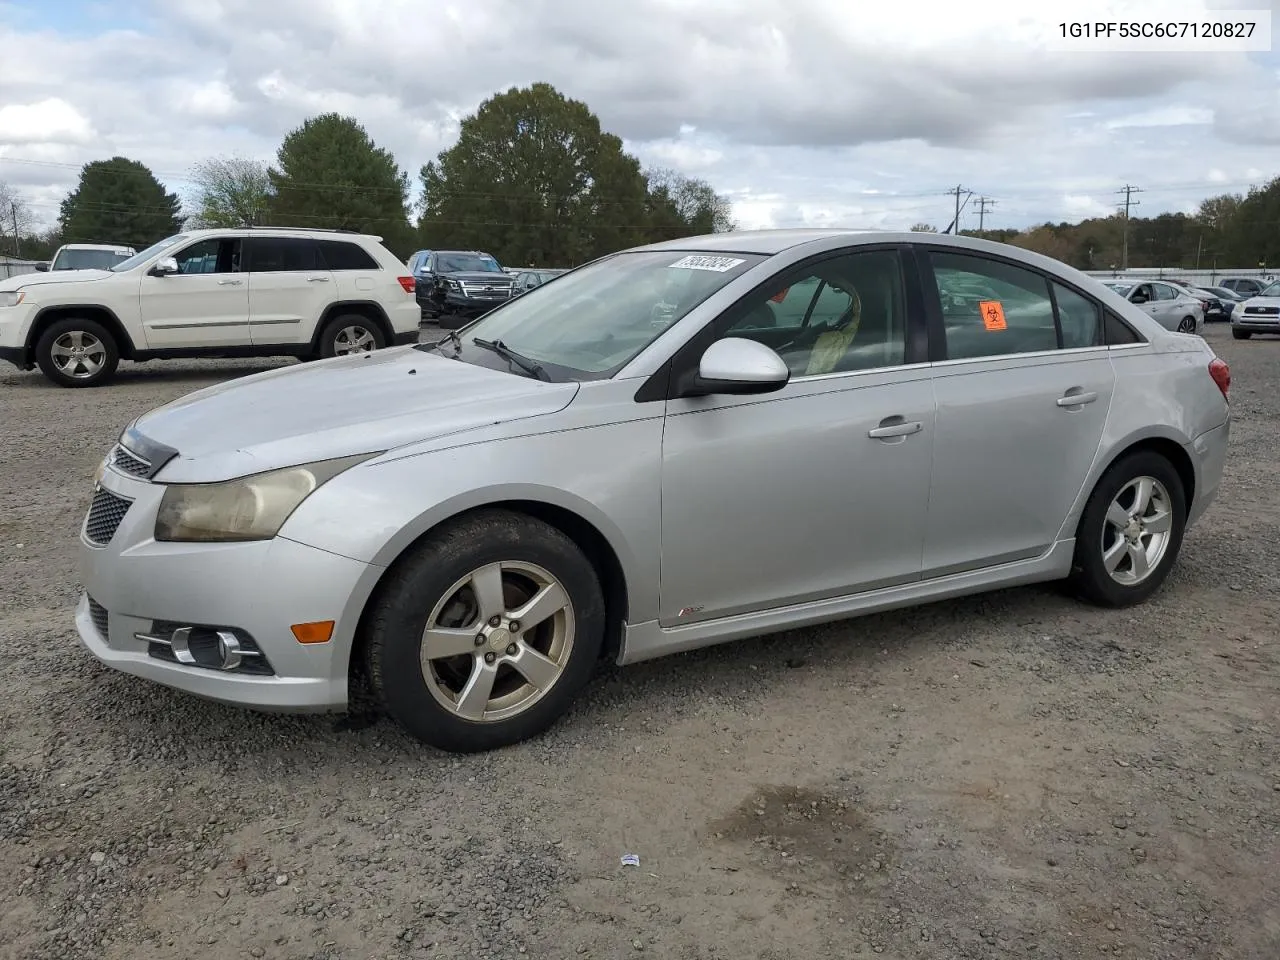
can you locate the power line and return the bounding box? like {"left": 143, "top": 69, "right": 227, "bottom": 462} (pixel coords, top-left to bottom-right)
{"left": 1117, "top": 183, "right": 1143, "bottom": 270}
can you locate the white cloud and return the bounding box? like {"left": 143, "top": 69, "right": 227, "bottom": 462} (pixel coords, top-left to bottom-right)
{"left": 0, "top": 0, "right": 1276, "bottom": 234}
{"left": 0, "top": 98, "right": 94, "bottom": 144}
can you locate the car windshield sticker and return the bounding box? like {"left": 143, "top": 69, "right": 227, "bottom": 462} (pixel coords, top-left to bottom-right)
{"left": 668, "top": 255, "right": 746, "bottom": 273}
{"left": 979, "top": 300, "right": 1007, "bottom": 331}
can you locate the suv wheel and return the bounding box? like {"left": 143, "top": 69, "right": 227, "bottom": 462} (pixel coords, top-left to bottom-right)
{"left": 365, "top": 509, "right": 606, "bottom": 753}
{"left": 1232, "top": 329, "right": 1252, "bottom": 340}
{"left": 1067, "top": 450, "right": 1186, "bottom": 608}
{"left": 35, "top": 318, "right": 120, "bottom": 387}
{"left": 317, "top": 315, "right": 386, "bottom": 358}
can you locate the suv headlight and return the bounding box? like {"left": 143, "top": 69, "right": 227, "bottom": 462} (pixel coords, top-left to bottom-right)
{"left": 155, "top": 453, "right": 377, "bottom": 542}
{"left": 0, "top": 291, "right": 26, "bottom": 307}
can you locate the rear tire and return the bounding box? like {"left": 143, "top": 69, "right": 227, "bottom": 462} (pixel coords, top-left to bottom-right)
{"left": 317, "top": 314, "right": 386, "bottom": 359}
{"left": 1177, "top": 316, "right": 1197, "bottom": 334}
{"left": 365, "top": 509, "right": 606, "bottom": 753}
{"left": 34, "top": 317, "right": 120, "bottom": 388}
{"left": 1067, "top": 451, "right": 1186, "bottom": 608}
{"left": 1232, "top": 329, "right": 1252, "bottom": 340}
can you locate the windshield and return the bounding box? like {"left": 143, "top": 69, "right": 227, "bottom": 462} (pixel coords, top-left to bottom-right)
{"left": 52, "top": 248, "right": 132, "bottom": 271}
{"left": 442, "top": 250, "right": 765, "bottom": 380}
{"left": 1261, "top": 282, "right": 1280, "bottom": 298}
{"left": 110, "top": 234, "right": 188, "bottom": 272}
{"left": 437, "top": 253, "right": 503, "bottom": 273}
{"left": 1105, "top": 282, "right": 1132, "bottom": 294}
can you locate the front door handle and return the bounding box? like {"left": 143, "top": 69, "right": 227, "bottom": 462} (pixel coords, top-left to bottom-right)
{"left": 868, "top": 419, "right": 923, "bottom": 439}
{"left": 1057, "top": 390, "right": 1098, "bottom": 407}
{"left": 307, "top": 276, "right": 331, "bottom": 282}
{"left": 217, "top": 278, "right": 243, "bottom": 285}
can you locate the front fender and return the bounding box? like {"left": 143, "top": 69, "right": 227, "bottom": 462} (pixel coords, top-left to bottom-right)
{"left": 278, "top": 414, "right": 665, "bottom": 624}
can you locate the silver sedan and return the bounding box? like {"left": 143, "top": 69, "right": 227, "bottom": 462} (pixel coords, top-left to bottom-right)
{"left": 76, "top": 230, "right": 1232, "bottom": 752}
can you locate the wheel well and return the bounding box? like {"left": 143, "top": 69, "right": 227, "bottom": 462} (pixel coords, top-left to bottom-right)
{"left": 314, "top": 302, "right": 393, "bottom": 349}
{"left": 27, "top": 306, "right": 137, "bottom": 362}
{"left": 1103, "top": 437, "right": 1196, "bottom": 509}
{"left": 348, "top": 500, "right": 630, "bottom": 697}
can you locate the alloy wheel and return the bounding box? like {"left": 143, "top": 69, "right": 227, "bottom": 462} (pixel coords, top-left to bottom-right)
{"left": 333, "top": 325, "right": 377, "bottom": 355}
{"left": 419, "top": 561, "right": 575, "bottom": 722}
{"left": 50, "top": 331, "right": 106, "bottom": 379}
{"left": 1100, "top": 475, "right": 1174, "bottom": 586}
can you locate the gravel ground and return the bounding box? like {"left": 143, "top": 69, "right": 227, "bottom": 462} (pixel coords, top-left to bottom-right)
{"left": 1, "top": 325, "right": 1277, "bottom": 960}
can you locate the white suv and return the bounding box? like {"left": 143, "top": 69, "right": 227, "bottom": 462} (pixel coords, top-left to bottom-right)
{"left": 0, "top": 227, "right": 420, "bottom": 387}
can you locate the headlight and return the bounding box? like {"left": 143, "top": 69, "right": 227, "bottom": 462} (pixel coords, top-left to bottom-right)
{"left": 154, "top": 453, "right": 377, "bottom": 542}
{"left": 0, "top": 291, "right": 26, "bottom": 307}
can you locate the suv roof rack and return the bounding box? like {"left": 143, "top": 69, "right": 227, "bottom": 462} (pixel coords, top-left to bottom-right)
{"left": 236, "top": 225, "right": 363, "bottom": 234}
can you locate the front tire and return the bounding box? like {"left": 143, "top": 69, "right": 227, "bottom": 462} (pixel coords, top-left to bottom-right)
{"left": 35, "top": 317, "right": 120, "bottom": 387}
{"left": 1232, "top": 329, "right": 1252, "bottom": 340}
{"left": 1067, "top": 451, "right": 1186, "bottom": 608}
{"left": 365, "top": 510, "right": 606, "bottom": 753}
{"left": 317, "top": 315, "right": 386, "bottom": 359}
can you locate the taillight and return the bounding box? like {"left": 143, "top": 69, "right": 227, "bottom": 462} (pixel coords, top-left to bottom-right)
{"left": 397, "top": 276, "right": 415, "bottom": 293}
{"left": 1208, "top": 358, "right": 1230, "bottom": 400}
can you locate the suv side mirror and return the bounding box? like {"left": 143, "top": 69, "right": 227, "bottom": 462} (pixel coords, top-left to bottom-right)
{"left": 33, "top": 262, "right": 49, "bottom": 272}
{"left": 149, "top": 257, "right": 179, "bottom": 277}
{"left": 681, "top": 338, "right": 790, "bottom": 397}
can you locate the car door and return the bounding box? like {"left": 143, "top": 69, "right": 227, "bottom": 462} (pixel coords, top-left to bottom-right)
{"left": 244, "top": 235, "right": 334, "bottom": 345}
{"left": 136, "top": 235, "right": 249, "bottom": 349}
{"left": 917, "top": 247, "right": 1116, "bottom": 577}
{"left": 658, "top": 246, "right": 936, "bottom": 625}
{"left": 1152, "top": 282, "right": 1184, "bottom": 329}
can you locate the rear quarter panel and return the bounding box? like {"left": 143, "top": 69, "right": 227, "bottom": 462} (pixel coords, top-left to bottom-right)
{"left": 1053, "top": 339, "right": 1228, "bottom": 541}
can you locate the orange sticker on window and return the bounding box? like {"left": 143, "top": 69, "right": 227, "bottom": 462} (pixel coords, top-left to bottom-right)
{"left": 770, "top": 287, "right": 790, "bottom": 303}
{"left": 979, "top": 300, "right": 1007, "bottom": 331}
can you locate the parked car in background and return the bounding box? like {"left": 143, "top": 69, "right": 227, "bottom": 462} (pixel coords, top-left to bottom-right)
{"left": 73, "top": 230, "right": 1230, "bottom": 752}
{"left": 415, "top": 249, "right": 515, "bottom": 328}
{"left": 513, "top": 268, "right": 569, "bottom": 295}
{"left": 37, "top": 243, "right": 136, "bottom": 273}
{"left": 1230, "top": 280, "right": 1280, "bottom": 339}
{"left": 0, "top": 227, "right": 419, "bottom": 387}
{"left": 1176, "top": 284, "right": 1229, "bottom": 322}
{"left": 406, "top": 249, "right": 433, "bottom": 275}
{"left": 1219, "top": 277, "right": 1272, "bottom": 299}
{"left": 1202, "top": 286, "right": 1246, "bottom": 320}
{"left": 1110, "top": 280, "right": 1203, "bottom": 334}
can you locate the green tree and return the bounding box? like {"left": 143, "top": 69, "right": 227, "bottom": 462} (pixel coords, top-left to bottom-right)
{"left": 909, "top": 223, "right": 938, "bottom": 232}
{"left": 268, "top": 114, "right": 414, "bottom": 257}
{"left": 189, "top": 156, "right": 271, "bottom": 227}
{"left": 645, "top": 167, "right": 735, "bottom": 239}
{"left": 419, "top": 82, "right": 659, "bottom": 267}
{"left": 57, "top": 157, "right": 183, "bottom": 248}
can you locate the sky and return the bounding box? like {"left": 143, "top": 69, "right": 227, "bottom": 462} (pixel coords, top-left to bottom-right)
{"left": 1, "top": 0, "right": 1278, "bottom": 235}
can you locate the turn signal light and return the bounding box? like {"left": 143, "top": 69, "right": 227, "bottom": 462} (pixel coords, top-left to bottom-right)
{"left": 291, "top": 621, "right": 335, "bottom": 644}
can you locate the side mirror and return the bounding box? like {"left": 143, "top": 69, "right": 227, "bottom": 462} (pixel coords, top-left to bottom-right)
{"left": 149, "top": 257, "right": 179, "bottom": 277}
{"left": 34, "top": 262, "right": 49, "bottom": 272}
{"left": 683, "top": 337, "right": 790, "bottom": 397}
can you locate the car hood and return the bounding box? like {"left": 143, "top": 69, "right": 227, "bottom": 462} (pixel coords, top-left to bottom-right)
{"left": 0, "top": 268, "right": 113, "bottom": 291}
{"left": 132, "top": 347, "right": 579, "bottom": 483}
{"left": 1242, "top": 296, "right": 1280, "bottom": 307}
{"left": 441, "top": 271, "right": 513, "bottom": 283}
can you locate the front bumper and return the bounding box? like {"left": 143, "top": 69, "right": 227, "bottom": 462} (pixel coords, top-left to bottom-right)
{"left": 0, "top": 302, "right": 37, "bottom": 366}
{"left": 75, "top": 463, "right": 381, "bottom": 711}
{"left": 441, "top": 291, "right": 511, "bottom": 318}
{"left": 1232, "top": 317, "right": 1280, "bottom": 334}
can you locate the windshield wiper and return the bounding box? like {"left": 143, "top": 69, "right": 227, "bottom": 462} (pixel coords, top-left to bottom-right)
{"left": 471, "top": 337, "right": 550, "bottom": 381}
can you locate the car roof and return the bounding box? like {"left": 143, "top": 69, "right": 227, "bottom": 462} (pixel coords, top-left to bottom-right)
{"left": 61, "top": 243, "right": 133, "bottom": 250}
{"left": 182, "top": 226, "right": 384, "bottom": 242}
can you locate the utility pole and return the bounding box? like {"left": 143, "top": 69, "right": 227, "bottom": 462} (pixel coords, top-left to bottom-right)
{"left": 8, "top": 202, "right": 19, "bottom": 258}
{"left": 945, "top": 184, "right": 968, "bottom": 234}
{"left": 1116, "top": 184, "right": 1142, "bottom": 270}
{"left": 975, "top": 196, "right": 995, "bottom": 234}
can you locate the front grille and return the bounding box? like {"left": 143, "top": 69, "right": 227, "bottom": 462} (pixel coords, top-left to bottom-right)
{"left": 110, "top": 444, "right": 151, "bottom": 477}
{"left": 87, "top": 596, "right": 109, "bottom": 638}
{"left": 459, "top": 280, "right": 513, "bottom": 299}
{"left": 1244, "top": 306, "right": 1279, "bottom": 316}
{"left": 84, "top": 489, "right": 132, "bottom": 546}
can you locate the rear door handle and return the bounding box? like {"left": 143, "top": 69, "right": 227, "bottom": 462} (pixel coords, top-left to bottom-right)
{"left": 307, "top": 276, "right": 330, "bottom": 282}
{"left": 217, "top": 278, "right": 243, "bottom": 285}
{"left": 1057, "top": 391, "right": 1098, "bottom": 407}
{"left": 868, "top": 420, "right": 923, "bottom": 439}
